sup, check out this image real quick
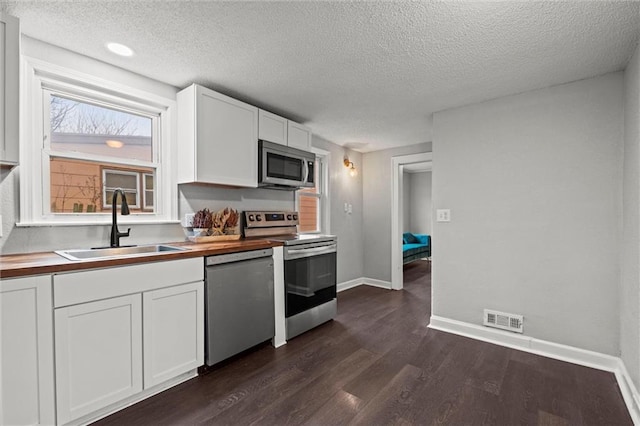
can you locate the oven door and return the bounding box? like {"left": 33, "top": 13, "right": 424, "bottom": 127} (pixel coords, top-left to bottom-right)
{"left": 284, "top": 242, "right": 337, "bottom": 318}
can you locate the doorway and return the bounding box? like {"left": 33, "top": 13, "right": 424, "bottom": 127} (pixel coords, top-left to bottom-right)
{"left": 391, "top": 152, "right": 432, "bottom": 290}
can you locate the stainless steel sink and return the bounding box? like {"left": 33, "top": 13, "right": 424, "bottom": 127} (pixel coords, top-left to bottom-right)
{"left": 55, "top": 244, "right": 188, "bottom": 261}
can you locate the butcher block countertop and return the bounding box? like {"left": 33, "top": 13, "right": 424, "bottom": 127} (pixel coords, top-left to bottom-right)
{"left": 0, "top": 239, "right": 283, "bottom": 279}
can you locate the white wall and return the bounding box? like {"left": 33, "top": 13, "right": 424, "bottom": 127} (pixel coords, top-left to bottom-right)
{"left": 409, "top": 171, "right": 432, "bottom": 235}
{"left": 432, "top": 73, "right": 623, "bottom": 355}
{"left": 313, "top": 136, "right": 364, "bottom": 284}
{"left": 0, "top": 37, "right": 186, "bottom": 254}
{"left": 621, "top": 41, "right": 640, "bottom": 388}
{"left": 362, "top": 142, "right": 432, "bottom": 282}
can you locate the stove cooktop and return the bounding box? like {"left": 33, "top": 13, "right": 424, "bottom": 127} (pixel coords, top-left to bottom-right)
{"left": 267, "top": 233, "right": 337, "bottom": 246}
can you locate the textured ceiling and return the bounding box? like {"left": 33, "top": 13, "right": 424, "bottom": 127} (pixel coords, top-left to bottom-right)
{"left": 3, "top": 1, "right": 639, "bottom": 152}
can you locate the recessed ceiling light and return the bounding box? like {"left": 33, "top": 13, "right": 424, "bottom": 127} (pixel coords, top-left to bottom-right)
{"left": 106, "top": 42, "right": 134, "bottom": 57}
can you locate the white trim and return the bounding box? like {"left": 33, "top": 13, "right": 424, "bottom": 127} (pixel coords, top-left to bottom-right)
{"left": 20, "top": 55, "right": 177, "bottom": 225}
{"left": 363, "top": 277, "right": 393, "bottom": 290}
{"left": 428, "top": 315, "right": 640, "bottom": 424}
{"left": 298, "top": 147, "right": 331, "bottom": 234}
{"left": 391, "top": 152, "right": 432, "bottom": 291}
{"left": 272, "top": 246, "right": 287, "bottom": 348}
{"left": 337, "top": 277, "right": 393, "bottom": 292}
{"left": 337, "top": 277, "right": 364, "bottom": 292}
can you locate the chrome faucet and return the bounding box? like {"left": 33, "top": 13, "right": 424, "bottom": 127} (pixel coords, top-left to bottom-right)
{"left": 110, "top": 188, "right": 131, "bottom": 248}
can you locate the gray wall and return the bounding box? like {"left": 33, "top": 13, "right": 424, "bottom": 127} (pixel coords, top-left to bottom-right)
{"left": 409, "top": 171, "right": 432, "bottom": 235}
{"left": 432, "top": 73, "right": 623, "bottom": 355}
{"left": 362, "top": 142, "right": 432, "bottom": 282}
{"left": 312, "top": 136, "right": 364, "bottom": 284}
{"left": 621, "top": 42, "right": 640, "bottom": 388}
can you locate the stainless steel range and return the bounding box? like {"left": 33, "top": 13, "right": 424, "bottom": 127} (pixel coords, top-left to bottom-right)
{"left": 244, "top": 211, "right": 337, "bottom": 339}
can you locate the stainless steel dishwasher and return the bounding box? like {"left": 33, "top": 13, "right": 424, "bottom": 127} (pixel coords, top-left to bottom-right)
{"left": 205, "top": 248, "right": 274, "bottom": 366}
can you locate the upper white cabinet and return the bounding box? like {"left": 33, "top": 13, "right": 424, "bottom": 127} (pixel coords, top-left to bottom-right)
{"left": 258, "top": 109, "right": 313, "bottom": 151}
{"left": 0, "top": 13, "right": 20, "bottom": 167}
{"left": 258, "top": 109, "right": 288, "bottom": 146}
{"left": 287, "top": 121, "right": 312, "bottom": 151}
{"left": 0, "top": 275, "right": 56, "bottom": 426}
{"left": 177, "top": 84, "right": 258, "bottom": 187}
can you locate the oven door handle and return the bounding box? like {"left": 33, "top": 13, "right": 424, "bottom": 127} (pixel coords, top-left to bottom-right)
{"left": 284, "top": 244, "right": 337, "bottom": 260}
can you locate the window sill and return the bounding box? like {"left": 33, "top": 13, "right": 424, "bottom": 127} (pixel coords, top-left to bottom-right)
{"left": 16, "top": 219, "right": 181, "bottom": 228}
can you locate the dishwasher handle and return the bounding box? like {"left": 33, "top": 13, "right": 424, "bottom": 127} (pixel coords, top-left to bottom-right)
{"left": 206, "top": 248, "right": 273, "bottom": 266}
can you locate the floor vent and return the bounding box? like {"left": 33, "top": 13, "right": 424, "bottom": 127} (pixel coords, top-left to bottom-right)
{"left": 483, "top": 309, "right": 523, "bottom": 333}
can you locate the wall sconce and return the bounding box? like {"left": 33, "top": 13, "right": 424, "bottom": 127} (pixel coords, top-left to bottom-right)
{"left": 344, "top": 157, "right": 357, "bottom": 177}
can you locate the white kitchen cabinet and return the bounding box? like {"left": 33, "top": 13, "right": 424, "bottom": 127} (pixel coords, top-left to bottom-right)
{"left": 287, "top": 121, "right": 312, "bottom": 151}
{"left": 258, "top": 109, "right": 288, "bottom": 146}
{"left": 177, "top": 84, "right": 258, "bottom": 187}
{"left": 143, "top": 282, "right": 204, "bottom": 388}
{"left": 0, "top": 275, "right": 55, "bottom": 426}
{"left": 0, "top": 13, "right": 20, "bottom": 166}
{"left": 259, "top": 109, "right": 313, "bottom": 151}
{"left": 52, "top": 257, "right": 203, "bottom": 424}
{"left": 54, "top": 294, "right": 143, "bottom": 425}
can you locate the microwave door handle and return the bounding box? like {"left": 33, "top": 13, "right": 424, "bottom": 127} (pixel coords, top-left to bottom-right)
{"left": 303, "top": 159, "right": 309, "bottom": 184}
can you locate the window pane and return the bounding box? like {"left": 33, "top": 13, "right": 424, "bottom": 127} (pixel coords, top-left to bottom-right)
{"left": 50, "top": 95, "right": 153, "bottom": 162}
{"left": 105, "top": 172, "right": 137, "bottom": 190}
{"left": 298, "top": 195, "right": 319, "bottom": 232}
{"left": 49, "top": 157, "right": 154, "bottom": 213}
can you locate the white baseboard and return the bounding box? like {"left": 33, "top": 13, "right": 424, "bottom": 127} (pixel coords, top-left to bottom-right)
{"left": 362, "top": 277, "right": 393, "bottom": 290}
{"left": 337, "top": 277, "right": 393, "bottom": 292}
{"left": 337, "top": 277, "right": 364, "bottom": 292}
{"left": 429, "top": 315, "right": 640, "bottom": 425}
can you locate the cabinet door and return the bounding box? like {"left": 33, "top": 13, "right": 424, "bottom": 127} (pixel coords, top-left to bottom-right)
{"left": 287, "top": 121, "right": 312, "bottom": 151}
{"left": 0, "top": 13, "right": 19, "bottom": 166}
{"left": 195, "top": 85, "right": 258, "bottom": 187}
{"left": 258, "top": 109, "right": 288, "bottom": 146}
{"left": 0, "top": 276, "right": 55, "bottom": 425}
{"left": 55, "top": 294, "right": 142, "bottom": 424}
{"left": 143, "top": 282, "right": 204, "bottom": 388}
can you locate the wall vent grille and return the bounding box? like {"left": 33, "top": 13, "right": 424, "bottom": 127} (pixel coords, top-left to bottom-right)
{"left": 483, "top": 309, "right": 523, "bottom": 333}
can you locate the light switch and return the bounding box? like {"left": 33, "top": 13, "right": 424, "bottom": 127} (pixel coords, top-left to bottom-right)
{"left": 436, "top": 209, "right": 451, "bottom": 222}
{"left": 344, "top": 203, "right": 349, "bottom": 212}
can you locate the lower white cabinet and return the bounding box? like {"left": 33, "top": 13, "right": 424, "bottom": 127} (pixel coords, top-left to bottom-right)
{"left": 54, "top": 294, "right": 143, "bottom": 425}
{"left": 52, "top": 258, "right": 204, "bottom": 424}
{"left": 143, "top": 282, "right": 204, "bottom": 388}
{"left": 0, "top": 275, "right": 55, "bottom": 425}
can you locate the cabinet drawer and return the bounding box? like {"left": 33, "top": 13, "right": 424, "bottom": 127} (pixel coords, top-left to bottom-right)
{"left": 54, "top": 257, "right": 203, "bottom": 307}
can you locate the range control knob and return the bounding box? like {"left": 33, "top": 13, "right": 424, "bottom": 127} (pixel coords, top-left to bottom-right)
{"left": 287, "top": 214, "right": 292, "bottom": 220}
{"left": 256, "top": 214, "right": 262, "bottom": 221}
{"left": 248, "top": 214, "right": 255, "bottom": 221}
{"left": 293, "top": 214, "right": 298, "bottom": 221}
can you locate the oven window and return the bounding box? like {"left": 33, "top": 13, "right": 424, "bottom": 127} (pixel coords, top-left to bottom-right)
{"left": 267, "top": 152, "right": 303, "bottom": 181}
{"left": 285, "top": 252, "right": 337, "bottom": 317}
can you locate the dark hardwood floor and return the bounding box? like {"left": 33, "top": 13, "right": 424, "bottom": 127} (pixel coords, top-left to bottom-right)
{"left": 96, "top": 260, "right": 632, "bottom": 425}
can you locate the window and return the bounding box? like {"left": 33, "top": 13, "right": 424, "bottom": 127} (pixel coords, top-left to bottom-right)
{"left": 20, "top": 58, "right": 176, "bottom": 225}
{"left": 297, "top": 150, "right": 329, "bottom": 233}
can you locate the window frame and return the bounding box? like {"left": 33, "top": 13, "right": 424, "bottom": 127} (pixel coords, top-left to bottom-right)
{"left": 19, "top": 56, "right": 178, "bottom": 226}
{"left": 296, "top": 148, "right": 330, "bottom": 234}
{"left": 102, "top": 169, "right": 141, "bottom": 210}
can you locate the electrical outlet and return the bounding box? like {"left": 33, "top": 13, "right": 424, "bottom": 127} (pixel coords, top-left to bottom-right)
{"left": 436, "top": 209, "right": 451, "bottom": 222}
{"left": 348, "top": 204, "right": 353, "bottom": 214}
{"left": 0, "top": 215, "right": 2, "bottom": 237}
{"left": 344, "top": 203, "right": 349, "bottom": 212}
{"left": 182, "top": 213, "right": 195, "bottom": 228}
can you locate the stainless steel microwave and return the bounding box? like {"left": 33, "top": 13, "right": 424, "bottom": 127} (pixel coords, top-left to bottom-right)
{"left": 258, "top": 140, "right": 315, "bottom": 190}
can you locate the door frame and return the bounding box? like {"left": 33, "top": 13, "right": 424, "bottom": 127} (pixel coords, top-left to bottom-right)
{"left": 391, "top": 152, "right": 433, "bottom": 290}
